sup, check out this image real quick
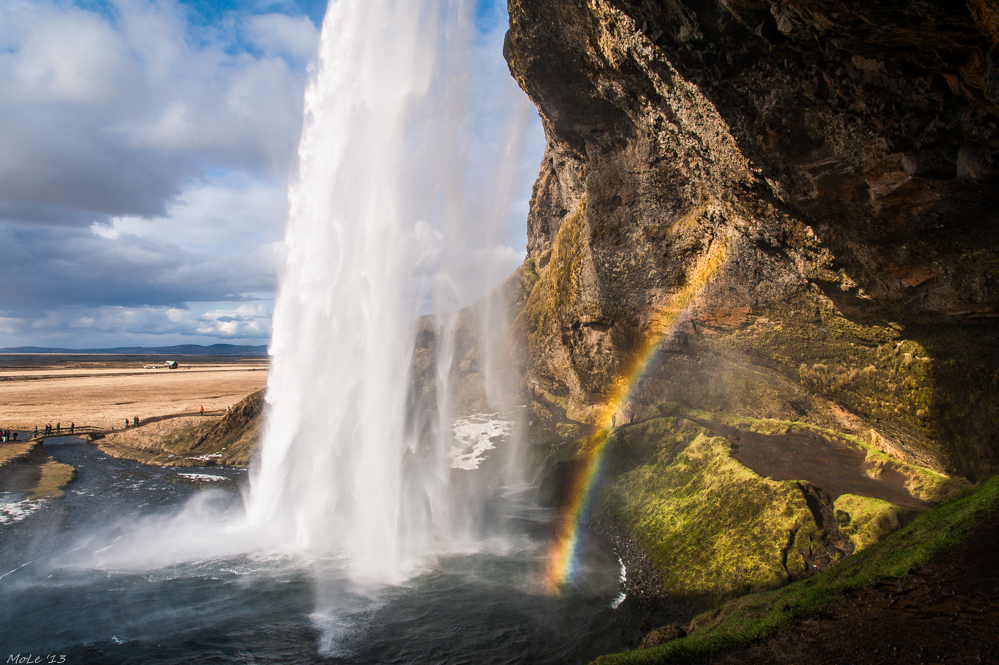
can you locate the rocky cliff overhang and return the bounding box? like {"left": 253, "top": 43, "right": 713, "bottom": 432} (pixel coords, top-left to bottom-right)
{"left": 506, "top": 0, "right": 999, "bottom": 479}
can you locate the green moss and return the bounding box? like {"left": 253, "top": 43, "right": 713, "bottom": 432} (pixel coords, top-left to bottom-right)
{"left": 556, "top": 422, "right": 582, "bottom": 438}
{"left": 523, "top": 256, "right": 539, "bottom": 284}
{"left": 515, "top": 196, "right": 606, "bottom": 392}
{"left": 519, "top": 196, "right": 587, "bottom": 344}
{"left": 590, "top": 475, "right": 999, "bottom": 665}
{"left": 833, "top": 494, "right": 912, "bottom": 552}
{"left": 532, "top": 400, "right": 553, "bottom": 423}
{"left": 598, "top": 418, "right": 822, "bottom": 607}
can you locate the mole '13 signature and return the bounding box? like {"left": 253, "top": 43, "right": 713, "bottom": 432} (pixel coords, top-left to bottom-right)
{"left": 6, "top": 656, "right": 67, "bottom": 664}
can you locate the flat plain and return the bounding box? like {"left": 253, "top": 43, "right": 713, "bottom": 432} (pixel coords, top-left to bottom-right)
{"left": 0, "top": 354, "right": 268, "bottom": 430}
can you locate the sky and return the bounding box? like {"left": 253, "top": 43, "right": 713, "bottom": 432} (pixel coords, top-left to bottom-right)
{"left": 0, "top": 0, "right": 542, "bottom": 349}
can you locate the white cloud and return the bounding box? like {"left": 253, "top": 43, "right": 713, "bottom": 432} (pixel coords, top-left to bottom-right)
{"left": 0, "top": 317, "right": 21, "bottom": 336}
{"left": 90, "top": 221, "right": 120, "bottom": 240}
{"left": 243, "top": 13, "right": 320, "bottom": 61}
{"left": 9, "top": 6, "right": 137, "bottom": 106}
{"left": 0, "top": 0, "right": 314, "bottom": 346}
{"left": 109, "top": 175, "right": 287, "bottom": 255}
{"left": 0, "top": 0, "right": 315, "bottom": 221}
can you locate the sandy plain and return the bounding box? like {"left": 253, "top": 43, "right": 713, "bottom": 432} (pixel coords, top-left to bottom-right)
{"left": 0, "top": 355, "right": 268, "bottom": 430}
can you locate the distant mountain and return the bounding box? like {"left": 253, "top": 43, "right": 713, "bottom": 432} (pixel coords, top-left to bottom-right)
{"left": 0, "top": 344, "right": 268, "bottom": 356}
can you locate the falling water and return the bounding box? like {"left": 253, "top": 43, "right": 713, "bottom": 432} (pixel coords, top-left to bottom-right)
{"left": 246, "top": 0, "right": 533, "bottom": 583}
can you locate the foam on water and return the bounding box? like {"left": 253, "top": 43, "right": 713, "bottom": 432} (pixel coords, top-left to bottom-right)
{"left": 184, "top": 453, "right": 222, "bottom": 462}
{"left": 611, "top": 555, "right": 627, "bottom": 608}
{"left": 0, "top": 497, "right": 46, "bottom": 526}
{"left": 449, "top": 414, "right": 514, "bottom": 470}
{"left": 176, "top": 473, "right": 228, "bottom": 482}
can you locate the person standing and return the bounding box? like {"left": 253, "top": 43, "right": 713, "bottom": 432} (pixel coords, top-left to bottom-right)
{"left": 70, "top": 422, "right": 74, "bottom": 434}
{"left": 200, "top": 405, "right": 204, "bottom": 416}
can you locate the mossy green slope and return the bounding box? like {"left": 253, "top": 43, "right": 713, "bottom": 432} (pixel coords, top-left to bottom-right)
{"left": 590, "top": 475, "right": 999, "bottom": 664}
{"left": 598, "top": 418, "right": 823, "bottom": 608}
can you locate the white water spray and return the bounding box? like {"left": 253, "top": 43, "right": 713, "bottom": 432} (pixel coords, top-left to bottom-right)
{"left": 247, "top": 0, "right": 535, "bottom": 583}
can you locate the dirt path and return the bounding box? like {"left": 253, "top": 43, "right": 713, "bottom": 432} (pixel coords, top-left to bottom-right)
{"left": 687, "top": 417, "right": 927, "bottom": 509}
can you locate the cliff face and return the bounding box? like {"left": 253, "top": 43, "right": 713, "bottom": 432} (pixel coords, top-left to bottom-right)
{"left": 506, "top": 0, "right": 999, "bottom": 480}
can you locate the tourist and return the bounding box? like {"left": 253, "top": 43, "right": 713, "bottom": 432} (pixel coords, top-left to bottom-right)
{"left": 56, "top": 422, "right": 60, "bottom": 434}
{"left": 134, "top": 416, "right": 139, "bottom": 427}
{"left": 70, "top": 422, "right": 74, "bottom": 434}
{"left": 629, "top": 409, "right": 635, "bottom": 424}
{"left": 125, "top": 418, "right": 129, "bottom": 429}
{"left": 200, "top": 405, "right": 204, "bottom": 416}
{"left": 33, "top": 426, "right": 38, "bottom": 438}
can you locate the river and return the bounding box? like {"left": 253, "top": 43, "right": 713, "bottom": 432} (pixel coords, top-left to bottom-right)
{"left": 1, "top": 438, "right": 642, "bottom": 664}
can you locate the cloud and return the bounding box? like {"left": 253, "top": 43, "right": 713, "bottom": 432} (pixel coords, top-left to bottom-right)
{"left": 242, "top": 13, "right": 320, "bottom": 61}
{"left": 0, "top": 0, "right": 310, "bottom": 346}
{"left": 0, "top": 302, "right": 273, "bottom": 347}
{"left": 0, "top": 0, "right": 314, "bottom": 222}
{"left": 108, "top": 175, "right": 287, "bottom": 255}
{"left": 0, "top": 181, "right": 282, "bottom": 313}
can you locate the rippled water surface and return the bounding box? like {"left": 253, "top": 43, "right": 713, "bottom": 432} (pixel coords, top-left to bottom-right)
{"left": 1, "top": 440, "right": 638, "bottom": 664}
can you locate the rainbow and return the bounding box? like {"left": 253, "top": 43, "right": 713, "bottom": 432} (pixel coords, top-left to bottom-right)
{"left": 542, "top": 236, "right": 729, "bottom": 592}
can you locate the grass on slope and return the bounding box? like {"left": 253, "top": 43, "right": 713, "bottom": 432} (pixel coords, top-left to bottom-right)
{"left": 592, "top": 474, "right": 999, "bottom": 664}
{"left": 599, "top": 419, "right": 823, "bottom": 608}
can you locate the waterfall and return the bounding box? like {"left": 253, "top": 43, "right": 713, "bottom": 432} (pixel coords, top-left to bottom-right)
{"left": 246, "top": 0, "right": 534, "bottom": 584}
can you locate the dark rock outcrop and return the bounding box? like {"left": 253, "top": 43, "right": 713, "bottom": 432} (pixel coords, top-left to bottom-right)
{"left": 191, "top": 389, "right": 265, "bottom": 466}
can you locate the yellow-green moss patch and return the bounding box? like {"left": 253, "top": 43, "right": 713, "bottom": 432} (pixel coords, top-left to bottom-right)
{"left": 555, "top": 422, "right": 582, "bottom": 438}
{"left": 833, "top": 494, "right": 913, "bottom": 552}
{"left": 599, "top": 418, "right": 823, "bottom": 607}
